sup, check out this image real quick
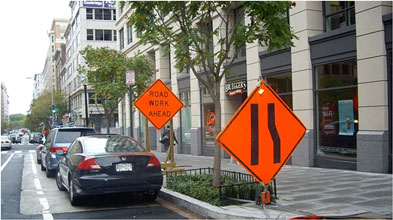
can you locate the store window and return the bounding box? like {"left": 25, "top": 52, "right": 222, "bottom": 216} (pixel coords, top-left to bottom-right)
{"left": 315, "top": 60, "right": 358, "bottom": 159}
{"left": 180, "top": 91, "right": 191, "bottom": 144}
{"left": 234, "top": 6, "right": 246, "bottom": 59}
{"left": 264, "top": 72, "right": 293, "bottom": 109}
{"left": 201, "top": 88, "right": 215, "bottom": 147}
{"left": 139, "top": 113, "right": 146, "bottom": 144}
{"left": 324, "top": 1, "right": 355, "bottom": 32}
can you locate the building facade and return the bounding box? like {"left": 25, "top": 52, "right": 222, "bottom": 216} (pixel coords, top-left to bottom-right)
{"left": 62, "top": 1, "right": 117, "bottom": 130}
{"left": 117, "top": 2, "right": 392, "bottom": 173}
{"left": 32, "top": 73, "right": 44, "bottom": 100}
{"left": 1, "top": 82, "right": 10, "bottom": 124}
{"left": 43, "top": 18, "right": 69, "bottom": 92}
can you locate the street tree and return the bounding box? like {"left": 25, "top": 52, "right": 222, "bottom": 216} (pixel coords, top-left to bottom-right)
{"left": 79, "top": 46, "right": 155, "bottom": 134}
{"left": 127, "top": 1, "right": 296, "bottom": 186}
{"left": 1, "top": 119, "right": 8, "bottom": 134}
{"left": 9, "top": 114, "right": 26, "bottom": 131}
{"left": 25, "top": 91, "right": 67, "bottom": 132}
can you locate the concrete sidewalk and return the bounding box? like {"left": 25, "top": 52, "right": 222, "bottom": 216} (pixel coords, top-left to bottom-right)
{"left": 152, "top": 150, "right": 392, "bottom": 219}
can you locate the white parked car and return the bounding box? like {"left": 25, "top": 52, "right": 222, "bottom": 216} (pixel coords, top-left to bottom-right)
{"left": 1, "top": 136, "right": 12, "bottom": 150}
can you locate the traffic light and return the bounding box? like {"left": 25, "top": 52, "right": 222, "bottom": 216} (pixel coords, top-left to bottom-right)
{"left": 52, "top": 105, "right": 56, "bottom": 113}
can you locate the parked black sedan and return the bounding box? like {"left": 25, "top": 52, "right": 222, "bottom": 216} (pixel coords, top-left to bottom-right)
{"left": 56, "top": 135, "right": 163, "bottom": 206}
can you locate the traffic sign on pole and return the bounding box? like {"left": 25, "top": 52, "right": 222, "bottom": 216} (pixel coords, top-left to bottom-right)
{"left": 216, "top": 80, "right": 306, "bottom": 186}
{"left": 134, "top": 79, "right": 184, "bottom": 130}
{"left": 126, "top": 70, "right": 135, "bottom": 86}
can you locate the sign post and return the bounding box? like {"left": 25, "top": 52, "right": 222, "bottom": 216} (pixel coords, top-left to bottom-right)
{"left": 134, "top": 79, "right": 184, "bottom": 172}
{"left": 126, "top": 70, "right": 135, "bottom": 137}
{"left": 216, "top": 80, "right": 306, "bottom": 186}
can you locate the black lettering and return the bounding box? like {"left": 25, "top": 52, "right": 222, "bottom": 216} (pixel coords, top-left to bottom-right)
{"left": 251, "top": 104, "right": 259, "bottom": 165}
{"left": 268, "top": 103, "right": 281, "bottom": 164}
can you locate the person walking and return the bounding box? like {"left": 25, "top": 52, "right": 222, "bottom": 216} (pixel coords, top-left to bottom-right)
{"left": 160, "top": 125, "right": 178, "bottom": 159}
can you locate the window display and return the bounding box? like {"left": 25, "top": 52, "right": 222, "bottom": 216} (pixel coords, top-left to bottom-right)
{"left": 315, "top": 60, "right": 358, "bottom": 158}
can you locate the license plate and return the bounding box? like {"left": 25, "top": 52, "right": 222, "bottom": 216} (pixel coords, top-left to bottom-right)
{"left": 116, "top": 163, "right": 133, "bottom": 172}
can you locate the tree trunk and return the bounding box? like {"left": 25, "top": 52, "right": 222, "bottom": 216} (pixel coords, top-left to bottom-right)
{"left": 212, "top": 81, "right": 222, "bottom": 187}
{"left": 106, "top": 108, "right": 111, "bottom": 134}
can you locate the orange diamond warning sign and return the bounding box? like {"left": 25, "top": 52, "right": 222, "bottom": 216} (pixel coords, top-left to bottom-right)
{"left": 134, "top": 79, "right": 184, "bottom": 130}
{"left": 216, "top": 80, "right": 306, "bottom": 186}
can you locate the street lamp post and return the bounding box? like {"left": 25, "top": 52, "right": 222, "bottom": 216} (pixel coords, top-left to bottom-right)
{"left": 84, "top": 84, "right": 89, "bottom": 127}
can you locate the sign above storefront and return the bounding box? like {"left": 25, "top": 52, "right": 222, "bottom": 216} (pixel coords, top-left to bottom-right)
{"left": 225, "top": 80, "right": 247, "bottom": 96}
{"left": 216, "top": 80, "right": 306, "bottom": 186}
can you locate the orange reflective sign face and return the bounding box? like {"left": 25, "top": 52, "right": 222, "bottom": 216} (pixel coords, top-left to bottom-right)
{"left": 134, "top": 79, "right": 184, "bottom": 130}
{"left": 216, "top": 81, "right": 306, "bottom": 186}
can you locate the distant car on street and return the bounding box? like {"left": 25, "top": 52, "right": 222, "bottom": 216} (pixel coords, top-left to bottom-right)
{"left": 36, "top": 144, "right": 45, "bottom": 164}
{"left": 9, "top": 133, "right": 20, "bottom": 144}
{"left": 30, "top": 132, "right": 43, "bottom": 144}
{"left": 56, "top": 135, "right": 163, "bottom": 206}
{"left": 41, "top": 127, "right": 96, "bottom": 178}
{"left": 1, "top": 136, "right": 12, "bottom": 150}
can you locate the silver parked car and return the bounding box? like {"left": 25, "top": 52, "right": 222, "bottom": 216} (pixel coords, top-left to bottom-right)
{"left": 1, "top": 136, "right": 12, "bottom": 150}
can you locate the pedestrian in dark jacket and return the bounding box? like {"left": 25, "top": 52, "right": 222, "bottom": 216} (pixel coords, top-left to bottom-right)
{"left": 160, "top": 125, "right": 178, "bottom": 153}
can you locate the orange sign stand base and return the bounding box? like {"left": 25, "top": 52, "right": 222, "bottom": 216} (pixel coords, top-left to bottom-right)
{"left": 261, "top": 191, "right": 271, "bottom": 204}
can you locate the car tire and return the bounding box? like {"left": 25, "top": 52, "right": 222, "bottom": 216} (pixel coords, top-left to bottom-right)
{"left": 46, "top": 167, "right": 55, "bottom": 178}
{"left": 144, "top": 189, "right": 159, "bottom": 202}
{"left": 56, "top": 171, "right": 66, "bottom": 191}
{"left": 40, "top": 161, "right": 46, "bottom": 171}
{"left": 69, "top": 179, "right": 81, "bottom": 206}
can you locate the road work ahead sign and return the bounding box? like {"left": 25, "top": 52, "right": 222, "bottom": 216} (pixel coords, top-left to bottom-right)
{"left": 216, "top": 80, "right": 306, "bottom": 186}
{"left": 134, "top": 79, "right": 184, "bottom": 130}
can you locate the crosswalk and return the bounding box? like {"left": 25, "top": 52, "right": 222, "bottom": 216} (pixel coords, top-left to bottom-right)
{"left": 2, "top": 150, "right": 35, "bottom": 154}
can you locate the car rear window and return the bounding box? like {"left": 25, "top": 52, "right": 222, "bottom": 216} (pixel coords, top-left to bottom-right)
{"left": 84, "top": 136, "right": 146, "bottom": 155}
{"left": 54, "top": 129, "right": 94, "bottom": 144}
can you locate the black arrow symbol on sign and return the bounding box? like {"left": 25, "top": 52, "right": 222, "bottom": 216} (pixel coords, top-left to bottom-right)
{"left": 251, "top": 103, "right": 281, "bottom": 165}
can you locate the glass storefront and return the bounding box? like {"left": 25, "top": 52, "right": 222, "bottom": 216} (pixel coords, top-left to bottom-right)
{"left": 201, "top": 88, "right": 215, "bottom": 147}
{"left": 139, "top": 112, "right": 146, "bottom": 144}
{"left": 265, "top": 72, "right": 293, "bottom": 109}
{"left": 315, "top": 60, "right": 358, "bottom": 159}
{"left": 180, "top": 91, "right": 191, "bottom": 144}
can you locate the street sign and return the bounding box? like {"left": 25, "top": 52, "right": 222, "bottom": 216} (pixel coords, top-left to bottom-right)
{"left": 126, "top": 70, "right": 135, "bottom": 86}
{"left": 134, "top": 79, "right": 184, "bottom": 130}
{"left": 216, "top": 80, "right": 306, "bottom": 186}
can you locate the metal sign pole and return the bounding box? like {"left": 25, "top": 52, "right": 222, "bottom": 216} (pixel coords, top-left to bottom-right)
{"left": 129, "top": 85, "right": 134, "bottom": 137}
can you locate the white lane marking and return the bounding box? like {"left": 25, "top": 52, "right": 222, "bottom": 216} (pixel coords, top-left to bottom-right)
{"left": 1, "top": 153, "right": 14, "bottom": 172}
{"left": 34, "top": 178, "right": 42, "bottom": 191}
{"left": 29, "top": 153, "right": 37, "bottom": 174}
{"left": 40, "top": 198, "right": 54, "bottom": 220}
{"left": 42, "top": 213, "right": 54, "bottom": 220}
{"left": 29, "top": 150, "right": 35, "bottom": 153}
{"left": 1, "top": 151, "right": 8, "bottom": 154}
{"left": 39, "top": 198, "right": 50, "bottom": 210}
{"left": 15, "top": 150, "right": 22, "bottom": 153}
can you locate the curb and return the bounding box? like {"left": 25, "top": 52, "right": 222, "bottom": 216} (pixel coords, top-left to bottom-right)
{"left": 158, "top": 188, "right": 254, "bottom": 219}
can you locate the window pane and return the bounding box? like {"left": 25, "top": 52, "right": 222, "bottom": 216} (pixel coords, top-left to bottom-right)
{"left": 316, "top": 60, "right": 357, "bottom": 89}
{"left": 113, "top": 9, "right": 116, "bottom": 20}
{"left": 87, "top": 29, "right": 94, "bottom": 40}
{"left": 113, "top": 30, "right": 117, "bottom": 41}
{"left": 86, "top": 8, "right": 93, "bottom": 19}
{"left": 104, "top": 30, "right": 112, "bottom": 41}
{"left": 326, "top": 12, "right": 345, "bottom": 31}
{"left": 316, "top": 87, "right": 358, "bottom": 158}
{"left": 95, "top": 9, "right": 103, "bottom": 20}
{"left": 104, "top": 9, "right": 111, "bottom": 20}
{"left": 127, "top": 25, "right": 133, "bottom": 44}
{"left": 325, "top": 1, "right": 344, "bottom": 15}
{"left": 95, "top": 29, "right": 104, "bottom": 41}
{"left": 265, "top": 72, "right": 293, "bottom": 109}
{"left": 180, "top": 91, "right": 191, "bottom": 144}
{"left": 348, "top": 8, "right": 355, "bottom": 25}
{"left": 119, "top": 28, "right": 124, "bottom": 49}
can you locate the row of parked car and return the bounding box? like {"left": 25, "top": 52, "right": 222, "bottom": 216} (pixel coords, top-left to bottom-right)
{"left": 36, "top": 126, "right": 163, "bottom": 206}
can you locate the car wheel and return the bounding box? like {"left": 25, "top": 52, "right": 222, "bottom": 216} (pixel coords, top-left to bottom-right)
{"left": 40, "top": 161, "right": 46, "bottom": 171}
{"left": 46, "top": 166, "right": 55, "bottom": 178}
{"left": 69, "top": 179, "right": 81, "bottom": 206}
{"left": 144, "top": 189, "right": 159, "bottom": 202}
{"left": 56, "top": 171, "right": 66, "bottom": 191}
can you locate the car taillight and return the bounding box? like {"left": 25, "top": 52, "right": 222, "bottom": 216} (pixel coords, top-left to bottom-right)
{"left": 76, "top": 158, "right": 101, "bottom": 170}
{"left": 5, "top": 141, "right": 9, "bottom": 143}
{"left": 39, "top": 146, "right": 44, "bottom": 151}
{"left": 49, "top": 147, "right": 68, "bottom": 153}
{"left": 146, "top": 156, "right": 160, "bottom": 168}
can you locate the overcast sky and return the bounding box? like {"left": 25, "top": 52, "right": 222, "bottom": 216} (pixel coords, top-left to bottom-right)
{"left": 1, "top": 0, "right": 70, "bottom": 115}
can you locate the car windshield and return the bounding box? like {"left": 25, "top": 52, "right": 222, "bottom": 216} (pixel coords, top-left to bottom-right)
{"left": 1, "top": 136, "right": 8, "bottom": 140}
{"left": 55, "top": 131, "right": 82, "bottom": 143}
{"left": 84, "top": 136, "right": 146, "bottom": 155}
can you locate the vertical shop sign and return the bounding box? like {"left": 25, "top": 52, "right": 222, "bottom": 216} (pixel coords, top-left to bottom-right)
{"left": 338, "top": 100, "right": 354, "bottom": 136}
